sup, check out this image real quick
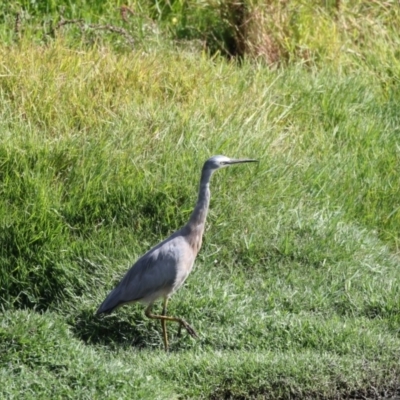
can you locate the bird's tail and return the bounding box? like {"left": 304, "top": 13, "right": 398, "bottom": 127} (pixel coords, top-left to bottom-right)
{"left": 96, "top": 303, "right": 115, "bottom": 315}
{"left": 96, "top": 288, "right": 121, "bottom": 315}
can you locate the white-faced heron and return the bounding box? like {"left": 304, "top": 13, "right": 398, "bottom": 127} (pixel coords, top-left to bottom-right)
{"left": 96, "top": 155, "right": 257, "bottom": 350}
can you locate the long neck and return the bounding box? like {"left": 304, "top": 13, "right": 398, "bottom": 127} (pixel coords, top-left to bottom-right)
{"left": 187, "top": 166, "right": 213, "bottom": 230}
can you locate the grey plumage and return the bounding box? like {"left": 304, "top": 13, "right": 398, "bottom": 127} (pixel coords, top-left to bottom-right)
{"left": 96, "top": 155, "right": 257, "bottom": 350}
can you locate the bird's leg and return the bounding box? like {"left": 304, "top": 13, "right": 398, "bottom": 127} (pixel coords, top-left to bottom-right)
{"left": 161, "top": 297, "right": 182, "bottom": 343}
{"left": 145, "top": 304, "right": 198, "bottom": 351}
{"left": 177, "top": 323, "right": 182, "bottom": 338}
{"left": 161, "top": 298, "right": 168, "bottom": 351}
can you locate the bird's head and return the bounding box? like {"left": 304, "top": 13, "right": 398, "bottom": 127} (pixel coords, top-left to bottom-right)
{"left": 204, "top": 155, "right": 258, "bottom": 171}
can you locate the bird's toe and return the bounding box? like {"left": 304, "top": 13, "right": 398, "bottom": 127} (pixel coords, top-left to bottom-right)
{"left": 182, "top": 321, "right": 198, "bottom": 338}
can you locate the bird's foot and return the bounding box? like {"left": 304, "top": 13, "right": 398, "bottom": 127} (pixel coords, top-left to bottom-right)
{"left": 180, "top": 320, "right": 198, "bottom": 339}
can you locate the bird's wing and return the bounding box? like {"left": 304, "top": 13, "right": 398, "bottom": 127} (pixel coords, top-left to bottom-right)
{"left": 96, "top": 234, "right": 191, "bottom": 314}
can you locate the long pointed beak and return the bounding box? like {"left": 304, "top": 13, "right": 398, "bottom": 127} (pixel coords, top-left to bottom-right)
{"left": 226, "top": 158, "right": 258, "bottom": 165}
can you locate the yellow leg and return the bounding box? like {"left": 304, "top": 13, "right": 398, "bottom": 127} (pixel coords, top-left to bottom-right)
{"left": 161, "top": 298, "right": 168, "bottom": 351}
{"left": 145, "top": 302, "right": 198, "bottom": 351}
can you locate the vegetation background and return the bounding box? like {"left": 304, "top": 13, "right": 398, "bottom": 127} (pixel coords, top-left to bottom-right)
{"left": 1, "top": 0, "right": 400, "bottom": 398}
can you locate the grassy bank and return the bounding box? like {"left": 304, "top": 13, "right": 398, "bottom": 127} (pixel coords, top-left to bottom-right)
{"left": 1, "top": 0, "right": 400, "bottom": 63}
{"left": 1, "top": 5, "right": 400, "bottom": 398}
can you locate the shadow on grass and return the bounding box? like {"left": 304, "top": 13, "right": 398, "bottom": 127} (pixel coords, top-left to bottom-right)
{"left": 70, "top": 308, "right": 198, "bottom": 351}
{"left": 70, "top": 308, "right": 158, "bottom": 349}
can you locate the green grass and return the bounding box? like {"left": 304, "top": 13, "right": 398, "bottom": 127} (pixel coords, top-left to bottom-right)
{"left": 1, "top": 11, "right": 400, "bottom": 399}
{"left": 1, "top": 0, "right": 400, "bottom": 63}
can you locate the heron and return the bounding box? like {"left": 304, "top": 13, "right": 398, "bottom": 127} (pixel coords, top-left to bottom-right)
{"left": 96, "top": 155, "right": 258, "bottom": 351}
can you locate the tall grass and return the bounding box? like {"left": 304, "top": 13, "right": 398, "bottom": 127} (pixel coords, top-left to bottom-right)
{"left": 1, "top": 0, "right": 400, "bottom": 64}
